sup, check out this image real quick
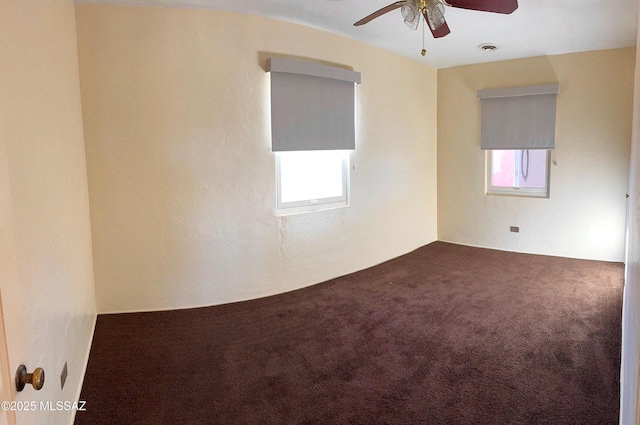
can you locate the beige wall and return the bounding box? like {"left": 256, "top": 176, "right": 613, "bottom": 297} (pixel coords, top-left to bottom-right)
{"left": 620, "top": 2, "right": 640, "bottom": 423}
{"left": 0, "top": 1, "right": 635, "bottom": 421}
{"left": 0, "top": 0, "right": 96, "bottom": 424}
{"left": 438, "top": 48, "right": 634, "bottom": 262}
{"left": 75, "top": 5, "right": 439, "bottom": 313}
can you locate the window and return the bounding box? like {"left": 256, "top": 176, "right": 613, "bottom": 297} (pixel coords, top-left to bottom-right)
{"left": 267, "top": 57, "right": 360, "bottom": 214}
{"left": 276, "top": 150, "right": 349, "bottom": 213}
{"left": 478, "top": 84, "right": 559, "bottom": 198}
{"left": 487, "top": 149, "right": 550, "bottom": 197}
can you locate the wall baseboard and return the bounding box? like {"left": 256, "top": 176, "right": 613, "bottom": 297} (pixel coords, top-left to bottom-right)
{"left": 69, "top": 313, "right": 97, "bottom": 425}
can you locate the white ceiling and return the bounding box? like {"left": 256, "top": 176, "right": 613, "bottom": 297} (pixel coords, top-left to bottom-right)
{"left": 75, "top": 0, "right": 639, "bottom": 68}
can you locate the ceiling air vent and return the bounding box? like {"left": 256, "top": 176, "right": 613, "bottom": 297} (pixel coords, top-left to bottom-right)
{"left": 478, "top": 43, "right": 499, "bottom": 51}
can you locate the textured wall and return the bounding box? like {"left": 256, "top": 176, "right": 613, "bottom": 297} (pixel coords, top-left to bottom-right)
{"left": 0, "top": 0, "right": 97, "bottom": 424}
{"left": 75, "top": 5, "right": 438, "bottom": 313}
{"left": 437, "top": 48, "right": 634, "bottom": 262}
{"left": 620, "top": 3, "right": 640, "bottom": 422}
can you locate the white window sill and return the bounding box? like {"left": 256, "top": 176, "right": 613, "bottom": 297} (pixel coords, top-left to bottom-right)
{"left": 276, "top": 201, "right": 349, "bottom": 217}
{"left": 486, "top": 189, "right": 549, "bottom": 199}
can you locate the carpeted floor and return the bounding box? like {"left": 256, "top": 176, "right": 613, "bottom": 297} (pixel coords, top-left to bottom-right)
{"left": 75, "top": 241, "right": 623, "bottom": 424}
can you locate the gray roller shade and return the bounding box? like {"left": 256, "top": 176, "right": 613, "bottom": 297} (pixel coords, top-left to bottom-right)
{"left": 267, "top": 58, "right": 361, "bottom": 152}
{"left": 477, "top": 84, "right": 559, "bottom": 150}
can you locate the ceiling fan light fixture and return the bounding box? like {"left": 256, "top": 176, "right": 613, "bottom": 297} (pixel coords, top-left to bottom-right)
{"left": 401, "top": 1, "right": 421, "bottom": 30}
{"left": 425, "top": 0, "right": 446, "bottom": 30}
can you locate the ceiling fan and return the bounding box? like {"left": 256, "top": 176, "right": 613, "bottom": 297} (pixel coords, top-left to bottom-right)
{"left": 354, "top": 0, "right": 518, "bottom": 54}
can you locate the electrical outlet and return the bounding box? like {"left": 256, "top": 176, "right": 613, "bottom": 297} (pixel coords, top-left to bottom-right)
{"left": 60, "top": 361, "right": 68, "bottom": 390}
{"left": 510, "top": 226, "right": 520, "bottom": 233}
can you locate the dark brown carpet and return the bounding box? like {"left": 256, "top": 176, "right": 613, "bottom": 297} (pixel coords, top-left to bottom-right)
{"left": 75, "top": 241, "right": 623, "bottom": 424}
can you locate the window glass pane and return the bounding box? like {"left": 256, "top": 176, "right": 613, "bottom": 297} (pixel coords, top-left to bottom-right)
{"left": 491, "top": 150, "right": 515, "bottom": 187}
{"left": 491, "top": 149, "right": 547, "bottom": 189}
{"left": 516, "top": 149, "right": 547, "bottom": 189}
{"left": 279, "top": 151, "right": 347, "bottom": 203}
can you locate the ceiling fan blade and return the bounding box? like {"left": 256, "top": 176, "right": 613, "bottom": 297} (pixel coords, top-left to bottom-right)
{"left": 429, "top": 20, "right": 451, "bottom": 38}
{"left": 354, "top": 1, "right": 406, "bottom": 26}
{"left": 423, "top": 9, "right": 451, "bottom": 38}
{"left": 446, "top": 0, "right": 518, "bottom": 14}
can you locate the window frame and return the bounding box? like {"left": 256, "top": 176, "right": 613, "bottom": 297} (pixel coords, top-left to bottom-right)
{"left": 486, "top": 149, "right": 551, "bottom": 198}
{"left": 275, "top": 150, "right": 350, "bottom": 215}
